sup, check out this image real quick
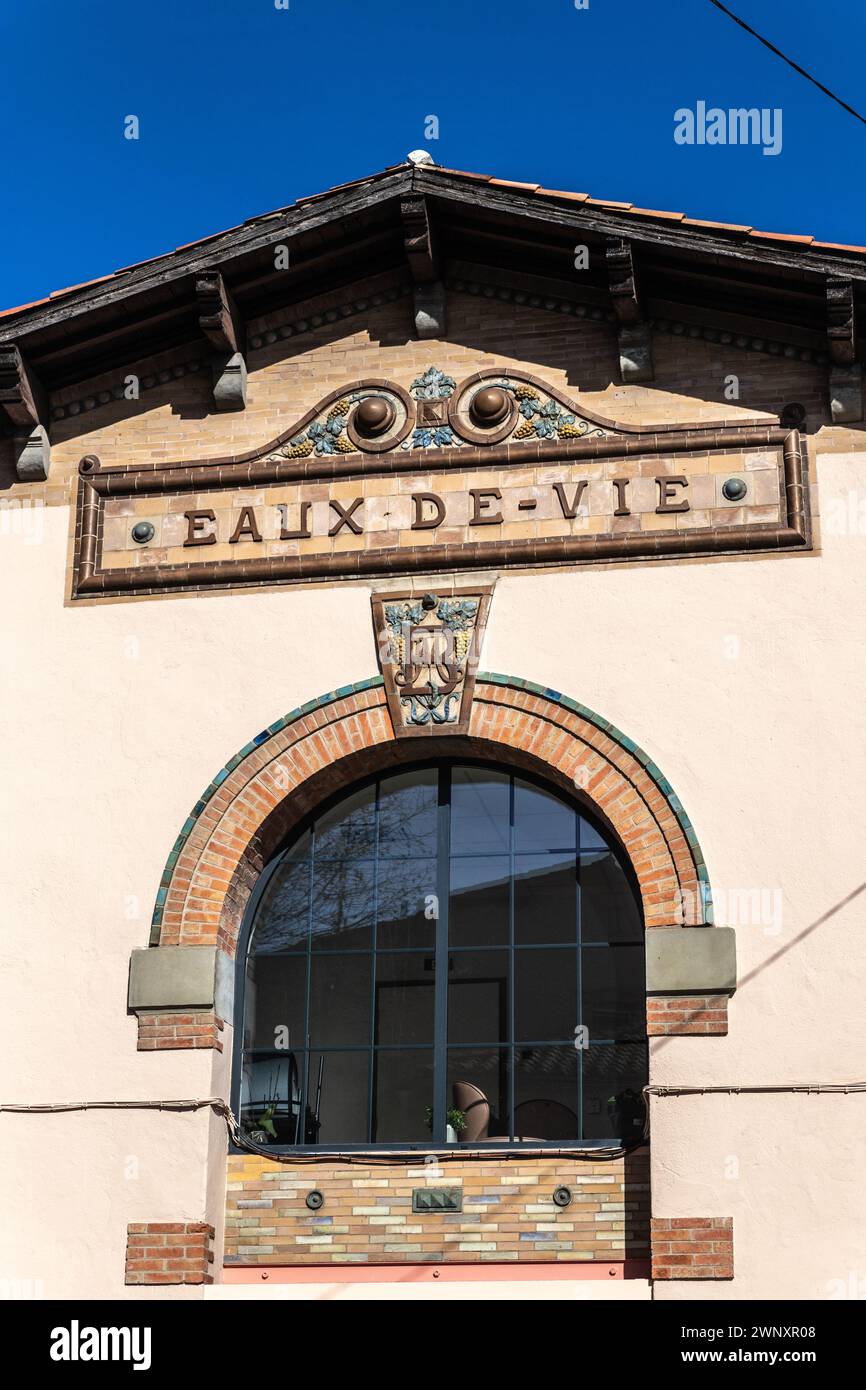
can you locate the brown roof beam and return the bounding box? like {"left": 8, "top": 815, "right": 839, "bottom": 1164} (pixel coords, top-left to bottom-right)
{"left": 196, "top": 271, "right": 245, "bottom": 355}
{"left": 0, "top": 344, "right": 51, "bottom": 479}
{"left": 195, "top": 272, "right": 247, "bottom": 412}
{"left": 401, "top": 193, "right": 445, "bottom": 339}
{"left": 826, "top": 277, "right": 857, "bottom": 364}
{"left": 400, "top": 193, "right": 438, "bottom": 283}
{"left": 826, "top": 277, "right": 862, "bottom": 423}
{"left": 605, "top": 239, "right": 653, "bottom": 383}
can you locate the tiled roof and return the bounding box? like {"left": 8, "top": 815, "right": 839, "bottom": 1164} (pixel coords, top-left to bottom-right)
{"left": 2, "top": 161, "right": 864, "bottom": 322}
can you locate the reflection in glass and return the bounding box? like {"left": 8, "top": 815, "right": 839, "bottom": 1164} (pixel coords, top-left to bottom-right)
{"left": 245, "top": 954, "right": 306, "bottom": 1050}
{"left": 373, "top": 1049, "right": 433, "bottom": 1143}
{"left": 515, "top": 852, "right": 576, "bottom": 944}
{"left": 581, "top": 946, "right": 646, "bottom": 1040}
{"left": 378, "top": 768, "right": 438, "bottom": 859}
{"left": 309, "top": 954, "right": 372, "bottom": 1047}
{"left": 515, "top": 948, "right": 578, "bottom": 1041}
{"left": 448, "top": 951, "right": 508, "bottom": 1045}
{"left": 253, "top": 859, "right": 310, "bottom": 953}
{"left": 449, "top": 855, "right": 509, "bottom": 946}
{"left": 581, "top": 853, "right": 643, "bottom": 943}
{"left": 582, "top": 1043, "right": 647, "bottom": 1141}
{"left": 316, "top": 783, "right": 376, "bottom": 860}
{"left": 451, "top": 768, "right": 509, "bottom": 854}
{"left": 515, "top": 777, "right": 575, "bottom": 852}
{"left": 375, "top": 953, "right": 434, "bottom": 1046}
{"left": 310, "top": 859, "right": 375, "bottom": 950}
{"left": 377, "top": 859, "right": 436, "bottom": 950}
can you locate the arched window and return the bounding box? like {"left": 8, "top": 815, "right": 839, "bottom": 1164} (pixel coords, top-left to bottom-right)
{"left": 234, "top": 762, "right": 647, "bottom": 1150}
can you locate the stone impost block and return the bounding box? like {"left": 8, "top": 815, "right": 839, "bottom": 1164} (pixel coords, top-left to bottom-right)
{"left": 645, "top": 927, "right": 736, "bottom": 995}
{"left": 128, "top": 945, "right": 234, "bottom": 1017}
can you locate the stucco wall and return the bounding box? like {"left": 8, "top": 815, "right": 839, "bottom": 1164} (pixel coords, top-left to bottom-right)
{"left": 1, "top": 297, "right": 865, "bottom": 1300}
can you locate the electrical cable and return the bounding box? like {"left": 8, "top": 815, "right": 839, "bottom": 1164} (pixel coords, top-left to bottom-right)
{"left": 0, "top": 1095, "right": 644, "bottom": 1163}
{"left": 4, "top": 1081, "right": 862, "bottom": 1162}
{"left": 706, "top": 0, "right": 866, "bottom": 128}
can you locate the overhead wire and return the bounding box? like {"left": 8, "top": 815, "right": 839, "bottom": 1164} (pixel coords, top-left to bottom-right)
{"left": 706, "top": 0, "right": 866, "bottom": 128}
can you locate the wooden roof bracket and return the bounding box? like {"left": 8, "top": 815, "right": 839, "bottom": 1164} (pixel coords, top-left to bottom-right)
{"left": 402, "top": 192, "right": 445, "bottom": 340}
{"left": 606, "top": 237, "right": 654, "bottom": 384}
{"left": 0, "top": 344, "right": 51, "bottom": 480}
{"left": 196, "top": 271, "right": 247, "bottom": 411}
{"left": 826, "top": 277, "right": 862, "bottom": 423}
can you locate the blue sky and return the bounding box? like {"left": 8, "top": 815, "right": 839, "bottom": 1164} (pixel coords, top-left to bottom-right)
{"left": 1, "top": 0, "right": 864, "bottom": 308}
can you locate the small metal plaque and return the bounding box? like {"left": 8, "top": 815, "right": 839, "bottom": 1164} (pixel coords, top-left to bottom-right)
{"left": 412, "top": 1187, "right": 462, "bottom": 1213}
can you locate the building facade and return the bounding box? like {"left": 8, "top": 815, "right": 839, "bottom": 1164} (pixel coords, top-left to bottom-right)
{"left": 2, "top": 159, "right": 864, "bottom": 1302}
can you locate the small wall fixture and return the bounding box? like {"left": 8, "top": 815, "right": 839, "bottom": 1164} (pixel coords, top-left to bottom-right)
{"left": 781, "top": 402, "right": 807, "bottom": 430}
{"left": 552, "top": 1186, "right": 573, "bottom": 1208}
{"left": 131, "top": 521, "right": 155, "bottom": 544}
{"left": 305, "top": 1190, "right": 325, "bottom": 1211}
{"left": 722, "top": 478, "right": 747, "bottom": 502}
{"left": 413, "top": 1187, "right": 462, "bottom": 1212}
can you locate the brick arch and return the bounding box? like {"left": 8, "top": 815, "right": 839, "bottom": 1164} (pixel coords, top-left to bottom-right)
{"left": 150, "top": 675, "right": 709, "bottom": 956}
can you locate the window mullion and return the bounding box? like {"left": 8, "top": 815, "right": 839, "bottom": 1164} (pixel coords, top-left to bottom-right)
{"left": 508, "top": 774, "right": 516, "bottom": 1141}
{"left": 368, "top": 777, "right": 380, "bottom": 1145}
{"left": 432, "top": 765, "right": 451, "bottom": 1145}
{"left": 301, "top": 828, "right": 315, "bottom": 1146}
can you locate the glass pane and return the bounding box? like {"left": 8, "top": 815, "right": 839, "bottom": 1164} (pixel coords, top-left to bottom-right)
{"left": 377, "top": 858, "right": 437, "bottom": 950}
{"left": 315, "top": 783, "right": 376, "bottom": 860}
{"left": 308, "top": 1051, "right": 369, "bottom": 1145}
{"left": 447, "top": 1048, "right": 510, "bottom": 1142}
{"left": 514, "top": 1045, "right": 578, "bottom": 1140}
{"left": 373, "top": 1049, "right": 433, "bottom": 1143}
{"left": 448, "top": 950, "right": 508, "bottom": 1045}
{"left": 578, "top": 815, "right": 608, "bottom": 852}
{"left": 375, "top": 953, "right": 435, "bottom": 1045}
{"left": 581, "top": 945, "right": 646, "bottom": 1041}
{"left": 451, "top": 767, "right": 510, "bottom": 855}
{"left": 378, "top": 768, "right": 438, "bottom": 858}
{"left": 252, "top": 859, "right": 310, "bottom": 953}
{"left": 515, "top": 947, "right": 578, "bottom": 1041}
{"left": 239, "top": 1051, "right": 302, "bottom": 1146}
{"left": 310, "top": 858, "right": 376, "bottom": 949}
{"left": 581, "top": 852, "right": 643, "bottom": 943}
{"left": 582, "top": 1043, "right": 647, "bottom": 1141}
{"left": 245, "top": 953, "right": 306, "bottom": 1051}
{"left": 449, "top": 855, "right": 509, "bottom": 946}
{"left": 514, "top": 851, "right": 577, "bottom": 945}
{"left": 514, "top": 778, "right": 575, "bottom": 852}
{"left": 308, "top": 954, "right": 371, "bottom": 1046}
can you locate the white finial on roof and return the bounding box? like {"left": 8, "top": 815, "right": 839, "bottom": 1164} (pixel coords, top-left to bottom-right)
{"left": 407, "top": 149, "right": 436, "bottom": 166}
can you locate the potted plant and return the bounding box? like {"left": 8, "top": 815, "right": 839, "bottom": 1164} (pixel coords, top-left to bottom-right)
{"left": 246, "top": 1072, "right": 282, "bottom": 1143}
{"left": 425, "top": 1107, "right": 467, "bottom": 1143}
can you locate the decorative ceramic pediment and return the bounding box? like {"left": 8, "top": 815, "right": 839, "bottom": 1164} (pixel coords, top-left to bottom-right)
{"left": 256, "top": 367, "right": 628, "bottom": 467}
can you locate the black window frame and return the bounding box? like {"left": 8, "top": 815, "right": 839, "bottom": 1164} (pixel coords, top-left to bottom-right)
{"left": 230, "top": 758, "right": 647, "bottom": 1154}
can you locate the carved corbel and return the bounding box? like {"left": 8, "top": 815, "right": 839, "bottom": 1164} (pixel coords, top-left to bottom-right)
{"left": 0, "top": 345, "right": 51, "bottom": 480}
{"left": 826, "top": 277, "right": 862, "bottom": 423}
{"left": 606, "top": 238, "right": 654, "bottom": 383}
{"left": 401, "top": 194, "right": 446, "bottom": 339}
{"left": 196, "top": 272, "right": 247, "bottom": 411}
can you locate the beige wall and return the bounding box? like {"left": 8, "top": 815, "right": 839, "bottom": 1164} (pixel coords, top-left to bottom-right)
{"left": 2, "top": 302, "right": 865, "bottom": 1301}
